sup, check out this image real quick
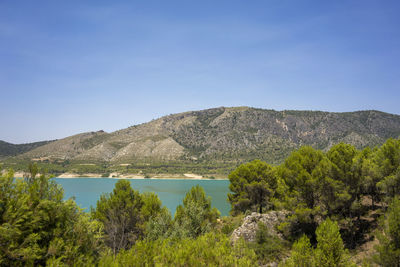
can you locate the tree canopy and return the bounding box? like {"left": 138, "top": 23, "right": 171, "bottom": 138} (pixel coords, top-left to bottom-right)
{"left": 228, "top": 160, "right": 277, "bottom": 215}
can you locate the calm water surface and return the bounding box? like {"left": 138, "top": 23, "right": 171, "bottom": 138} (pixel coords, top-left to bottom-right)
{"left": 54, "top": 178, "right": 231, "bottom": 216}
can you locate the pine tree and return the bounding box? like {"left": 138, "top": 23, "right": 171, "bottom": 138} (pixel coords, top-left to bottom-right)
{"left": 314, "top": 218, "right": 351, "bottom": 267}
{"left": 374, "top": 197, "right": 400, "bottom": 267}
{"left": 283, "top": 235, "right": 314, "bottom": 267}
{"left": 92, "top": 180, "right": 144, "bottom": 254}
{"left": 376, "top": 138, "right": 400, "bottom": 201}
{"left": 172, "top": 185, "right": 220, "bottom": 238}
{"left": 228, "top": 160, "right": 277, "bottom": 215}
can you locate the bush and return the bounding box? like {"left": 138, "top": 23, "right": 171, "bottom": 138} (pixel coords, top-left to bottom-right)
{"left": 99, "top": 232, "right": 258, "bottom": 266}
{"left": 252, "top": 222, "right": 287, "bottom": 264}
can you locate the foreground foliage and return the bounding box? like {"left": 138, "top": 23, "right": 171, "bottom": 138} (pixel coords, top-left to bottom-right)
{"left": 99, "top": 232, "right": 257, "bottom": 266}
{"left": 0, "top": 168, "right": 102, "bottom": 266}
{"left": 91, "top": 180, "right": 145, "bottom": 254}
{"left": 374, "top": 197, "right": 400, "bottom": 266}
{"left": 1, "top": 138, "right": 400, "bottom": 266}
{"left": 172, "top": 185, "right": 220, "bottom": 238}
{"left": 230, "top": 139, "right": 400, "bottom": 246}
{"left": 283, "top": 218, "right": 354, "bottom": 267}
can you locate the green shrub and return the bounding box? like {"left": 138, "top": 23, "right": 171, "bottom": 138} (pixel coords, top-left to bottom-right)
{"left": 252, "top": 222, "right": 287, "bottom": 264}
{"left": 100, "top": 232, "right": 257, "bottom": 266}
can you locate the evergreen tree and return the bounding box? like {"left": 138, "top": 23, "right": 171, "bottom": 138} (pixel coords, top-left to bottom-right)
{"left": 172, "top": 185, "right": 220, "bottom": 238}
{"left": 314, "top": 218, "right": 351, "bottom": 267}
{"left": 277, "top": 146, "right": 327, "bottom": 239}
{"left": 142, "top": 192, "right": 172, "bottom": 241}
{"left": 326, "top": 143, "right": 360, "bottom": 216}
{"left": 228, "top": 160, "right": 277, "bottom": 214}
{"left": 283, "top": 219, "right": 353, "bottom": 267}
{"left": 374, "top": 197, "right": 400, "bottom": 267}
{"left": 145, "top": 208, "right": 172, "bottom": 241}
{"left": 282, "top": 235, "right": 314, "bottom": 267}
{"left": 141, "top": 192, "right": 164, "bottom": 222}
{"left": 376, "top": 138, "right": 400, "bottom": 201}
{"left": 355, "top": 147, "right": 381, "bottom": 208}
{"left": 92, "top": 180, "right": 144, "bottom": 254}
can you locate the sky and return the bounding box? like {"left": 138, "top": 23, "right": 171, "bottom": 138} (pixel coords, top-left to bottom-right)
{"left": 1, "top": 0, "right": 400, "bottom": 143}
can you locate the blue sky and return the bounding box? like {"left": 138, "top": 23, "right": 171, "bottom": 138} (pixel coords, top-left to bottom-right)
{"left": 1, "top": 1, "right": 400, "bottom": 143}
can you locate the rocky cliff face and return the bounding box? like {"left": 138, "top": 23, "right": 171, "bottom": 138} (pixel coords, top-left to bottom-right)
{"left": 6, "top": 107, "right": 400, "bottom": 164}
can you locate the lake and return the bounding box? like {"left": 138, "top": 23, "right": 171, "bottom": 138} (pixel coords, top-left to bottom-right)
{"left": 54, "top": 178, "right": 231, "bottom": 216}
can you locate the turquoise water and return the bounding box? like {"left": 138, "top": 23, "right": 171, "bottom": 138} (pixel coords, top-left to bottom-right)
{"left": 54, "top": 178, "right": 231, "bottom": 216}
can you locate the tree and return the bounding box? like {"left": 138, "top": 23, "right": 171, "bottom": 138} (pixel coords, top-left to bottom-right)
{"left": 141, "top": 192, "right": 164, "bottom": 222}
{"left": 326, "top": 143, "right": 360, "bottom": 216}
{"left": 283, "top": 235, "right": 314, "bottom": 267}
{"left": 0, "top": 169, "right": 102, "bottom": 266}
{"left": 314, "top": 218, "right": 351, "bottom": 267}
{"left": 283, "top": 218, "right": 353, "bottom": 267}
{"left": 92, "top": 180, "right": 144, "bottom": 254}
{"left": 228, "top": 160, "right": 277, "bottom": 215}
{"left": 378, "top": 169, "right": 400, "bottom": 203}
{"left": 277, "top": 146, "right": 327, "bottom": 239}
{"left": 172, "top": 185, "right": 220, "bottom": 238}
{"left": 278, "top": 146, "right": 357, "bottom": 240}
{"left": 376, "top": 138, "right": 400, "bottom": 201}
{"left": 28, "top": 162, "right": 38, "bottom": 180}
{"left": 374, "top": 197, "right": 400, "bottom": 267}
{"left": 145, "top": 208, "right": 172, "bottom": 241}
{"left": 142, "top": 192, "right": 172, "bottom": 241}
{"left": 279, "top": 146, "right": 324, "bottom": 211}
{"left": 355, "top": 147, "right": 381, "bottom": 208}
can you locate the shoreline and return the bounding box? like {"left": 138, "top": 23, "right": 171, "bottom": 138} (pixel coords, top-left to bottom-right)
{"left": 54, "top": 177, "right": 228, "bottom": 181}
{"left": 10, "top": 171, "right": 228, "bottom": 180}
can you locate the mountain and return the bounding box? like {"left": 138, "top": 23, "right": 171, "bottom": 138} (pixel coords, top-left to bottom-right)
{"left": 8, "top": 107, "right": 400, "bottom": 165}
{"left": 0, "top": 140, "right": 54, "bottom": 159}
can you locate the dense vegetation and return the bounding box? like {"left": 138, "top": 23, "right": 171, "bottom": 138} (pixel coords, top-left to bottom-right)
{"left": 1, "top": 138, "right": 400, "bottom": 266}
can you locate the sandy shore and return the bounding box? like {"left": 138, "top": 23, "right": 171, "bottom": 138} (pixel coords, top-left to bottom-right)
{"left": 4, "top": 170, "right": 227, "bottom": 180}
{"left": 55, "top": 172, "right": 227, "bottom": 180}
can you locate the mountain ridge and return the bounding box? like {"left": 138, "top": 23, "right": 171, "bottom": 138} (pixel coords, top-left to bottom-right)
{"left": 0, "top": 140, "right": 55, "bottom": 159}
{"left": 2, "top": 106, "right": 400, "bottom": 168}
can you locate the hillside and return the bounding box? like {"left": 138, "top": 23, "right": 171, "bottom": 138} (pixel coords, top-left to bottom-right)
{"left": 7, "top": 107, "right": 400, "bottom": 169}
{"left": 0, "top": 140, "right": 54, "bottom": 159}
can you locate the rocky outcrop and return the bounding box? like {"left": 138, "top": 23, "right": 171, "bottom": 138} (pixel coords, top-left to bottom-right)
{"left": 231, "top": 211, "right": 289, "bottom": 243}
